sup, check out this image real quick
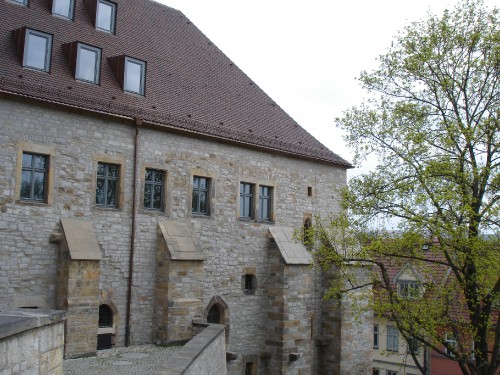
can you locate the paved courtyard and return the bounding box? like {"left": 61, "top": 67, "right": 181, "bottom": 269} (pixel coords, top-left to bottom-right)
{"left": 64, "top": 345, "right": 181, "bottom": 375}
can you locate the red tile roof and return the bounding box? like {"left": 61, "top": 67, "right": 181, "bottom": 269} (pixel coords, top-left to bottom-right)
{"left": 0, "top": 0, "right": 351, "bottom": 167}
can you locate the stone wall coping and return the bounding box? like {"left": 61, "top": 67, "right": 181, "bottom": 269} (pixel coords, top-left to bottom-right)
{"left": 0, "top": 308, "right": 67, "bottom": 340}
{"left": 269, "top": 226, "right": 312, "bottom": 265}
{"left": 156, "top": 324, "right": 225, "bottom": 375}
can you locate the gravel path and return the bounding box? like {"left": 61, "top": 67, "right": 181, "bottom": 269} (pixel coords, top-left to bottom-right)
{"left": 64, "top": 345, "right": 181, "bottom": 375}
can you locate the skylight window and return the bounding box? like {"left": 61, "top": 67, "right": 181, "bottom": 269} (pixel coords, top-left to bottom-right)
{"left": 124, "top": 57, "right": 146, "bottom": 95}
{"left": 96, "top": 0, "right": 116, "bottom": 33}
{"left": 76, "top": 43, "right": 101, "bottom": 84}
{"left": 52, "top": 0, "right": 74, "bottom": 19}
{"left": 23, "top": 29, "right": 52, "bottom": 72}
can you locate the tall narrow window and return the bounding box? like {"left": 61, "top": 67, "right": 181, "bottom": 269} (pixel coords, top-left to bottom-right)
{"left": 373, "top": 324, "right": 379, "bottom": 348}
{"left": 144, "top": 168, "right": 163, "bottom": 210}
{"left": 258, "top": 185, "right": 272, "bottom": 220}
{"left": 23, "top": 29, "right": 52, "bottom": 72}
{"left": 192, "top": 176, "right": 209, "bottom": 215}
{"left": 52, "top": 0, "right": 74, "bottom": 19}
{"left": 387, "top": 326, "right": 399, "bottom": 352}
{"left": 240, "top": 182, "right": 254, "bottom": 219}
{"left": 96, "top": 0, "right": 116, "bottom": 33}
{"left": 445, "top": 333, "right": 457, "bottom": 356}
{"left": 124, "top": 57, "right": 146, "bottom": 95}
{"left": 76, "top": 43, "right": 101, "bottom": 84}
{"left": 21, "top": 152, "right": 48, "bottom": 202}
{"left": 96, "top": 162, "right": 118, "bottom": 207}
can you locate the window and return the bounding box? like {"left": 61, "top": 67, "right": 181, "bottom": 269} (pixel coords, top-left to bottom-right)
{"left": 373, "top": 369, "right": 380, "bottom": 375}
{"left": 124, "top": 57, "right": 146, "bottom": 95}
{"left": 21, "top": 152, "right": 48, "bottom": 201}
{"left": 192, "top": 176, "right": 209, "bottom": 215}
{"left": 240, "top": 182, "right": 254, "bottom": 219}
{"left": 374, "top": 324, "right": 379, "bottom": 348}
{"left": 407, "top": 337, "right": 420, "bottom": 354}
{"left": 387, "top": 371, "right": 398, "bottom": 375}
{"left": 76, "top": 43, "right": 101, "bottom": 84}
{"left": 9, "top": 0, "right": 28, "bottom": 5}
{"left": 258, "top": 185, "right": 272, "bottom": 221}
{"left": 207, "top": 305, "right": 220, "bottom": 324}
{"left": 23, "top": 29, "right": 52, "bottom": 72}
{"left": 96, "top": 0, "right": 116, "bottom": 33}
{"left": 387, "top": 326, "right": 399, "bottom": 352}
{"left": 144, "top": 168, "right": 163, "bottom": 210}
{"left": 96, "top": 162, "right": 118, "bottom": 207}
{"left": 398, "top": 280, "right": 420, "bottom": 299}
{"left": 445, "top": 333, "right": 457, "bottom": 356}
{"left": 98, "top": 304, "right": 113, "bottom": 328}
{"left": 52, "top": 0, "right": 74, "bottom": 19}
{"left": 243, "top": 274, "right": 256, "bottom": 295}
{"left": 245, "top": 362, "right": 256, "bottom": 375}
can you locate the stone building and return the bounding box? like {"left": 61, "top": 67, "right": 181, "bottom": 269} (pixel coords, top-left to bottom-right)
{"left": 0, "top": 0, "right": 372, "bottom": 373}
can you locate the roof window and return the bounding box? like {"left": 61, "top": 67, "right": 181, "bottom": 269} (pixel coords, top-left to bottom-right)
{"left": 12, "top": 27, "right": 52, "bottom": 72}
{"left": 52, "top": 0, "right": 75, "bottom": 20}
{"left": 108, "top": 55, "right": 146, "bottom": 96}
{"left": 84, "top": 0, "right": 116, "bottom": 33}
{"left": 62, "top": 41, "right": 101, "bottom": 84}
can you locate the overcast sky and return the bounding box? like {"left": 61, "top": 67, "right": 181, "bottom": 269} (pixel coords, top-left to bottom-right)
{"left": 156, "top": 0, "right": 498, "bottom": 176}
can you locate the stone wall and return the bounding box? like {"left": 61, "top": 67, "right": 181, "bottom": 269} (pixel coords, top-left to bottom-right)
{"left": 0, "top": 97, "right": 376, "bottom": 373}
{"left": 157, "top": 324, "right": 227, "bottom": 375}
{"left": 0, "top": 309, "right": 66, "bottom": 375}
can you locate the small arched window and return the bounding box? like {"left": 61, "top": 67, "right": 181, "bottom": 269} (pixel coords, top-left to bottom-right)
{"left": 303, "top": 216, "right": 313, "bottom": 246}
{"left": 98, "top": 304, "right": 113, "bottom": 328}
{"left": 207, "top": 304, "right": 221, "bottom": 324}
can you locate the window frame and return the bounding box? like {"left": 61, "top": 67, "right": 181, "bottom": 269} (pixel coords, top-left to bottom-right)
{"left": 386, "top": 326, "right": 399, "bottom": 352}
{"left": 374, "top": 324, "right": 379, "bottom": 349}
{"left": 240, "top": 182, "right": 254, "bottom": 219}
{"left": 23, "top": 29, "right": 53, "bottom": 72}
{"left": 75, "top": 43, "right": 101, "bottom": 84}
{"left": 258, "top": 185, "right": 273, "bottom": 221}
{"left": 124, "top": 56, "right": 146, "bottom": 96}
{"left": 52, "top": 0, "right": 75, "bottom": 19}
{"left": 192, "top": 176, "right": 210, "bottom": 215}
{"left": 143, "top": 168, "right": 164, "bottom": 211}
{"left": 95, "top": 162, "right": 119, "bottom": 208}
{"left": 445, "top": 333, "right": 457, "bottom": 356}
{"left": 95, "top": 0, "right": 116, "bottom": 33}
{"left": 20, "top": 152, "right": 48, "bottom": 202}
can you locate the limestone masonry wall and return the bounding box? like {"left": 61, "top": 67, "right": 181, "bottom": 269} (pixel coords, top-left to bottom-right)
{"left": 0, "top": 97, "right": 373, "bottom": 374}
{"left": 0, "top": 309, "right": 66, "bottom": 375}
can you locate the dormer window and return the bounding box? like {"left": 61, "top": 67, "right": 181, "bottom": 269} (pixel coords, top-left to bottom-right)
{"left": 124, "top": 57, "right": 146, "bottom": 95}
{"left": 10, "top": 0, "right": 28, "bottom": 6}
{"left": 96, "top": 0, "right": 116, "bottom": 33}
{"left": 108, "top": 55, "right": 146, "bottom": 96}
{"left": 12, "top": 28, "right": 52, "bottom": 72}
{"left": 52, "top": 0, "right": 74, "bottom": 19}
{"left": 62, "top": 41, "right": 101, "bottom": 84}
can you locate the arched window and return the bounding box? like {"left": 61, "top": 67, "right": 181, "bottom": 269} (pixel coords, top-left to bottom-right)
{"left": 98, "top": 304, "right": 113, "bottom": 328}
{"left": 207, "top": 304, "right": 221, "bottom": 324}
{"left": 303, "top": 216, "right": 313, "bottom": 246}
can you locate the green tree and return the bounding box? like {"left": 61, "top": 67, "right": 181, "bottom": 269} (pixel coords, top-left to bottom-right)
{"left": 312, "top": 1, "right": 499, "bottom": 374}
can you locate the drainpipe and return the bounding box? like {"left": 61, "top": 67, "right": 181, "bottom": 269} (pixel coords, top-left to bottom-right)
{"left": 125, "top": 117, "right": 142, "bottom": 346}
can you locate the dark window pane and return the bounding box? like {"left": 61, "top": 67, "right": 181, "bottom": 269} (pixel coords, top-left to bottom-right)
{"left": 97, "top": 163, "right": 105, "bottom": 176}
{"left": 96, "top": 178, "right": 105, "bottom": 205}
{"left": 106, "top": 180, "right": 117, "bottom": 206}
{"left": 21, "top": 171, "right": 32, "bottom": 199}
{"left": 199, "top": 177, "right": 207, "bottom": 190}
{"left": 33, "top": 172, "right": 45, "bottom": 200}
{"left": 145, "top": 169, "right": 153, "bottom": 182}
{"left": 34, "top": 155, "right": 46, "bottom": 169}
{"left": 107, "top": 164, "right": 118, "bottom": 178}
{"left": 144, "top": 184, "right": 151, "bottom": 208}
{"left": 153, "top": 185, "right": 162, "bottom": 209}
{"left": 22, "top": 153, "right": 32, "bottom": 168}
{"left": 192, "top": 190, "right": 199, "bottom": 212}
{"left": 199, "top": 191, "right": 207, "bottom": 213}
{"left": 153, "top": 171, "right": 162, "bottom": 183}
